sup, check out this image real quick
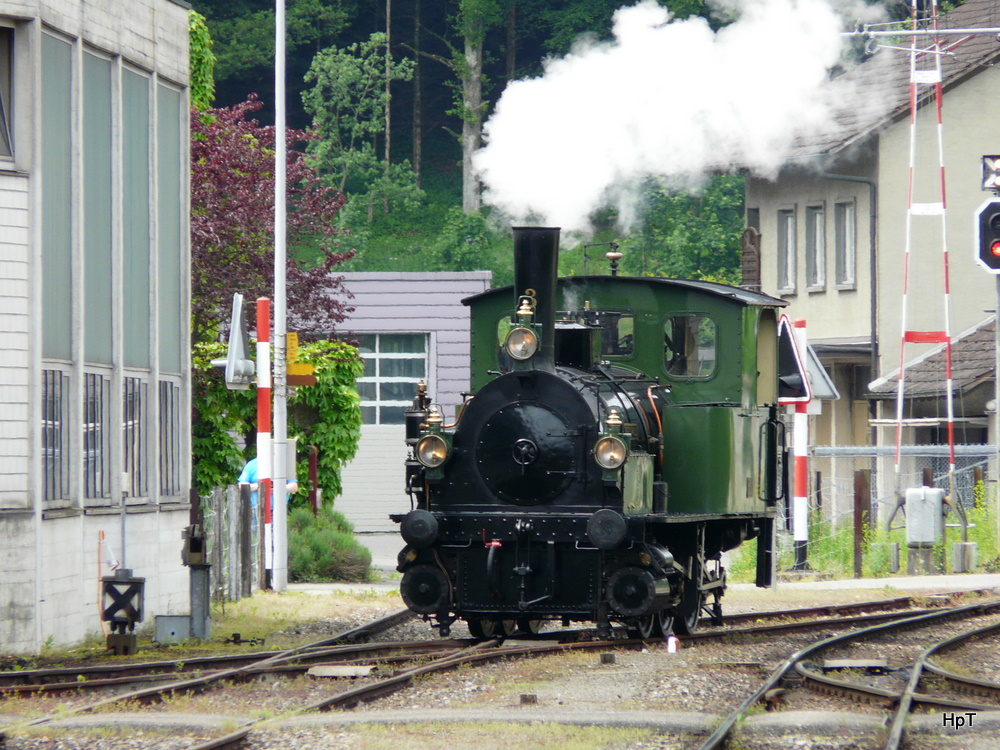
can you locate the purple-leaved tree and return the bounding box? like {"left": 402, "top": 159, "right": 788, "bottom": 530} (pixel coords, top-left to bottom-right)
{"left": 190, "top": 94, "right": 353, "bottom": 345}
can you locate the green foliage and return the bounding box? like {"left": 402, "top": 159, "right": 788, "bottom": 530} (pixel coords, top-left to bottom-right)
{"left": 432, "top": 207, "right": 496, "bottom": 271}
{"left": 197, "top": 0, "right": 351, "bottom": 88}
{"left": 727, "top": 485, "right": 1000, "bottom": 582}
{"left": 191, "top": 339, "right": 363, "bottom": 502}
{"left": 192, "top": 342, "right": 255, "bottom": 495}
{"left": 287, "top": 339, "right": 365, "bottom": 501}
{"left": 188, "top": 10, "right": 217, "bottom": 111}
{"left": 619, "top": 175, "right": 745, "bottom": 283}
{"left": 303, "top": 32, "right": 420, "bottom": 218}
{"left": 287, "top": 505, "right": 372, "bottom": 582}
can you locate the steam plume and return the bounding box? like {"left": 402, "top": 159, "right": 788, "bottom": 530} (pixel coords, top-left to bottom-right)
{"left": 475, "top": 0, "right": 873, "bottom": 234}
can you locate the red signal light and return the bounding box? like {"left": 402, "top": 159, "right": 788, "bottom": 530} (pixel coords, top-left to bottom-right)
{"left": 977, "top": 200, "right": 1000, "bottom": 273}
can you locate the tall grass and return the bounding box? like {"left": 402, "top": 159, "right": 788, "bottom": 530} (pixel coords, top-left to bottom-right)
{"left": 726, "top": 481, "right": 999, "bottom": 582}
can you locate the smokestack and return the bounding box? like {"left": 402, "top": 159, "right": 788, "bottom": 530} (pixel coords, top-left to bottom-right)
{"left": 512, "top": 227, "right": 560, "bottom": 370}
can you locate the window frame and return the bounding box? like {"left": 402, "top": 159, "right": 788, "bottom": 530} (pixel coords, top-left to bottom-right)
{"left": 42, "top": 368, "right": 72, "bottom": 507}
{"left": 83, "top": 370, "right": 112, "bottom": 503}
{"left": 776, "top": 206, "right": 797, "bottom": 295}
{"left": 158, "top": 379, "right": 182, "bottom": 498}
{"left": 804, "top": 202, "right": 826, "bottom": 292}
{"left": 122, "top": 374, "right": 149, "bottom": 500}
{"left": 662, "top": 313, "right": 719, "bottom": 381}
{"left": 356, "top": 333, "right": 429, "bottom": 425}
{"left": 834, "top": 199, "right": 857, "bottom": 290}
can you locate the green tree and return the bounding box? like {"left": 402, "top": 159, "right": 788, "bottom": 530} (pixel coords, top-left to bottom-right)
{"left": 539, "top": 0, "right": 710, "bottom": 55}
{"left": 454, "top": 0, "right": 503, "bottom": 213}
{"left": 303, "top": 32, "right": 421, "bottom": 222}
{"left": 190, "top": 0, "right": 354, "bottom": 127}
{"left": 620, "top": 174, "right": 745, "bottom": 283}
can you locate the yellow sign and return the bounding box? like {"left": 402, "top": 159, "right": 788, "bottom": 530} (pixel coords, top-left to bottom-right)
{"left": 288, "top": 362, "right": 314, "bottom": 376}
{"left": 287, "top": 332, "right": 299, "bottom": 363}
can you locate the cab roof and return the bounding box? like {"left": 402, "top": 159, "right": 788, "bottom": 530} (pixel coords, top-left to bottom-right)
{"left": 463, "top": 275, "right": 787, "bottom": 308}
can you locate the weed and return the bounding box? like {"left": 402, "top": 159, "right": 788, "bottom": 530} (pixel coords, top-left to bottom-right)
{"left": 726, "top": 489, "right": 999, "bottom": 581}
{"left": 349, "top": 721, "right": 656, "bottom": 750}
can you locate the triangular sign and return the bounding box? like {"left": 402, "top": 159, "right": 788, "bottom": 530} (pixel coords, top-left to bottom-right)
{"left": 777, "top": 315, "right": 811, "bottom": 404}
{"left": 211, "top": 293, "right": 256, "bottom": 390}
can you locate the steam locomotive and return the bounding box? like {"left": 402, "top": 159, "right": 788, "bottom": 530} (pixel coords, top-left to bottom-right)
{"left": 394, "top": 227, "right": 790, "bottom": 638}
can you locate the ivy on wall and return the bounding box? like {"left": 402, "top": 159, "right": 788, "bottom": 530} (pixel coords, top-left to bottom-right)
{"left": 189, "top": 10, "right": 217, "bottom": 111}
{"left": 192, "top": 339, "right": 363, "bottom": 502}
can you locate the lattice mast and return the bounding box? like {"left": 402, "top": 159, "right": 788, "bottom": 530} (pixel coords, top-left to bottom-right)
{"left": 893, "top": 0, "right": 957, "bottom": 502}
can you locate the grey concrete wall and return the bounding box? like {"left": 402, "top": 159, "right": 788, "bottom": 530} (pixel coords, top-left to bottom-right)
{"left": 1, "top": 507, "right": 191, "bottom": 652}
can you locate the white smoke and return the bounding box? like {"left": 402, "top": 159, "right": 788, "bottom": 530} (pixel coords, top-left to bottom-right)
{"left": 475, "top": 0, "right": 877, "bottom": 235}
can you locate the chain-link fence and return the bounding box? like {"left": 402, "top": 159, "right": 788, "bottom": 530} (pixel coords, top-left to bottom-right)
{"left": 810, "top": 444, "right": 994, "bottom": 525}
{"left": 767, "top": 444, "right": 1000, "bottom": 577}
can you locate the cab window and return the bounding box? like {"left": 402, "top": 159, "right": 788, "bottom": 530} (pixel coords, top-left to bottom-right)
{"left": 664, "top": 315, "right": 717, "bottom": 378}
{"left": 572, "top": 310, "right": 634, "bottom": 357}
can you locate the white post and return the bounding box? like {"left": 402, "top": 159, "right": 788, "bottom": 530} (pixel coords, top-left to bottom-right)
{"left": 272, "top": 0, "right": 289, "bottom": 591}
{"left": 792, "top": 319, "right": 811, "bottom": 570}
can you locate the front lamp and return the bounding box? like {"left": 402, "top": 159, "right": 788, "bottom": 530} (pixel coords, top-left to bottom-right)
{"left": 416, "top": 434, "right": 450, "bottom": 468}
{"left": 505, "top": 327, "right": 539, "bottom": 361}
{"left": 594, "top": 435, "right": 628, "bottom": 470}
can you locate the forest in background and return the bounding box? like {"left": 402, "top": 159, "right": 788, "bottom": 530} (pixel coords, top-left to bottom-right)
{"left": 189, "top": 0, "right": 893, "bottom": 286}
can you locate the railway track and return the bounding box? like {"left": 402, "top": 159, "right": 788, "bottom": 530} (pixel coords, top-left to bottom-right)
{"left": 0, "top": 588, "right": 966, "bottom": 693}
{"left": 2, "top": 592, "right": 994, "bottom": 749}
{"left": 699, "top": 597, "right": 1000, "bottom": 750}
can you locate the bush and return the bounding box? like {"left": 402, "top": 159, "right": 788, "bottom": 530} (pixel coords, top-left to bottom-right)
{"left": 288, "top": 505, "right": 372, "bottom": 582}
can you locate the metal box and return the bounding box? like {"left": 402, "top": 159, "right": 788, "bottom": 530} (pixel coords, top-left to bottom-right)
{"left": 155, "top": 615, "right": 192, "bottom": 644}
{"left": 905, "top": 487, "right": 945, "bottom": 547}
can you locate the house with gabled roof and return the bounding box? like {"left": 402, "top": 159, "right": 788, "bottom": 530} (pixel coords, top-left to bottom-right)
{"left": 744, "top": 0, "right": 1000, "bottom": 511}
{"left": 869, "top": 316, "right": 995, "bottom": 436}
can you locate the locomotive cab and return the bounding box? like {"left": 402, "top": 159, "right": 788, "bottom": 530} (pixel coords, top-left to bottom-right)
{"left": 394, "top": 227, "right": 786, "bottom": 639}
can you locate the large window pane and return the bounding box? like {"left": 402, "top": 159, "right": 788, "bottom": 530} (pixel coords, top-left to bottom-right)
{"left": 84, "top": 372, "right": 111, "bottom": 500}
{"left": 381, "top": 358, "right": 426, "bottom": 378}
{"left": 835, "top": 201, "right": 856, "bottom": 287}
{"left": 0, "top": 27, "right": 13, "bottom": 157}
{"left": 158, "top": 85, "right": 183, "bottom": 373}
{"left": 776, "top": 208, "right": 796, "bottom": 293}
{"left": 83, "top": 52, "right": 113, "bottom": 364}
{"left": 159, "top": 381, "right": 181, "bottom": 497}
{"left": 41, "top": 34, "right": 73, "bottom": 360}
{"left": 805, "top": 204, "right": 825, "bottom": 289}
{"left": 381, "top": 407, "right": 406, "bottom": 425}
{"left": 123, "top": 377, "right": 148, "bottom": 498}
{"left": 42, "top": 369, "right": 71, "bottom": 504}
{"left": 380, "top": 334, "right": 425, "bottom": 354}
{"left": 380, "top": 382, "right": 415, "bottom": 401}
{"left": 123, "top": 69, "right": 150, "bottom": 368}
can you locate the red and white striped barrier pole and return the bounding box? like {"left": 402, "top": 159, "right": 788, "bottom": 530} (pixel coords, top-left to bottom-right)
{"left": 792, "top": 319, "right": 810, "bottom": 571}
{"left": 256, "top": 297, "right": 273, "bottom": 586}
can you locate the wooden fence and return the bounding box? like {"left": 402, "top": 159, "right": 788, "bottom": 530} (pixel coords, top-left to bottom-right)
{"left": 201, "top": 485, "right": 259, "bottom": 602}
